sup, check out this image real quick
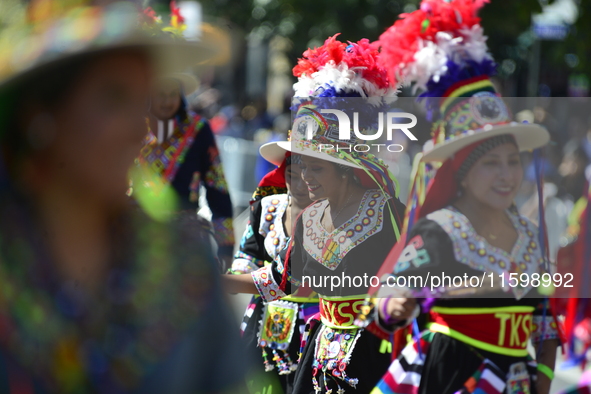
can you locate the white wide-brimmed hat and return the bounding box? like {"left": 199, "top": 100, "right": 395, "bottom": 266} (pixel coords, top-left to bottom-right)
{"left": 259, "top": 140, "right": 290, "bottom": 167}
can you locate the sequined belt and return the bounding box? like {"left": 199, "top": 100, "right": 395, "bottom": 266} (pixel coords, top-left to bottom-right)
{"left": 428, "top": 306, "right": 536, "bottom": 356}
{"left": 319, "top": 296, "right": 366, "bottom": 329}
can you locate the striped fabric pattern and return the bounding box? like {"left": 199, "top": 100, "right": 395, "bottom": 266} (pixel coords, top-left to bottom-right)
{"left": 454, "top": 360, "right": 505, "bottom": 394}
{"left": 372, "top": 332, "right": 536, "bottom": 394}
{"left": 371, "top": 332, "right": 433, "bottom": 394}
{"left": 240, "top": 296, "right": 258, "bottom": 335}
{"left": 299, "top": 312, "right": 321, "bottom": 359}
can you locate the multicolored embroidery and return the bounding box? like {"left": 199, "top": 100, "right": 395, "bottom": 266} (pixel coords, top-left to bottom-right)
{"left": 252, "top": 186, "right": 288, "bottom": 201}
{"left": 139, "top": 116, "right": 204, "bottom": 184}
{"left": 313, "top": 325, "right": 363, "bottom": 393}
{"left": 427, "top": 207, "right": 544, "bottom": 300}
{"left": 259, "top": 194, "right": 289, "bottom": 260}
{"left": 189, "top": 171, "right": 201, "bottom": 203}
{"left": 252, "top": 264, "right": 287, "bottom": 303}
{"left": 205, "top": 155, "right": 229, "bottom": 194}
{"left": 0, "top": 211, "right": 214, "bottom": 392}
{"left": 302, "top": 189, "right": 389, "bottom": 270}
{"left": 530, "top": 315, "right": 560, "bottom": 344}
{"left": 393, "top": 235, "right": 434, "bottom": 274}
{"left": 230, "top": 250, "right": 264, "bottom": 274}
{"left": 258, "top": 300, "right": 299, "bottom": 375}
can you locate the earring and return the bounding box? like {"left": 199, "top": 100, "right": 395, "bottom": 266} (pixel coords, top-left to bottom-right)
{"left": 342, "top": 174, "right": 347, "bottom": 179}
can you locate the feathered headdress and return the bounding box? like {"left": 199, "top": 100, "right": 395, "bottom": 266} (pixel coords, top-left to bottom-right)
{"left": 372, "top": 0, "right": 562, "bottom": 350}
{"left": 287, "top": 34, "right": 401, "bottom": 202}
{"left": 278, "top": 34, "right": 406, "bottom": 294}
{"left": 374, "top": 0, "right": 549, "bottom": 166}
{"left": 293, "top": 34, "right": 397, "bottom": 106}
{"left": 376, "top": 0, "right": 494, "bottom": 118}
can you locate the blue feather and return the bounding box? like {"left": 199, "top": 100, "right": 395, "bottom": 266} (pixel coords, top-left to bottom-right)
{"left": 417, "top": 59, "right": 497, "bottom": 121}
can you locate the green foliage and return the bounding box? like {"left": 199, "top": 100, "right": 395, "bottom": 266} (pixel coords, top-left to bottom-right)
{"left": 197, "top": 0, "right": 418, "bottom": 62}
{"left": 196, "top": 0, "right": 546, "bottom": 76}
{"left": 171, "top": 0, "right": 588, "bottom": 94}
{"left": 566, "top": 0, "right": 591, "bottom": 72}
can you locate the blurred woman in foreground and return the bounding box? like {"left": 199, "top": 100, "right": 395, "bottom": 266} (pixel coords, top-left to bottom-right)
{"left": 0, "top": 3, "right": 246, "bottom": 393}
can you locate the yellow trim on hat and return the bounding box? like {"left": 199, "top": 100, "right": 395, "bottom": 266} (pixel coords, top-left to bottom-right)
{"left": 440, "top": 79, "right": 495, "bottom": 115}
{"left": 447, "top": 79, "right": 494, "bottom": 99}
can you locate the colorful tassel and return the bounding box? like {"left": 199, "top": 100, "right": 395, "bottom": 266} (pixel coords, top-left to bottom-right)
{"left": 262, "top": 348, "right": 274, "bottom": 372}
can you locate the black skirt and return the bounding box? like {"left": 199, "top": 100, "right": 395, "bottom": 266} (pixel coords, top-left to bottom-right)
{"left": 291, "top": 322, "right": 392, "bottom": 394}
{"left": 418, "top": 333, "right": 537, "bottom": 394}
{"left": 242, "top": 296, "right": 305, "bottom": 394}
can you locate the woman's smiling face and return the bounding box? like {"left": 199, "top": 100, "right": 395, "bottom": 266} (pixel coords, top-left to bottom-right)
{"left": 285, "top": 160, "right": 313, "bottom": 208}
{"left": 300, "top": 156, "right": 346, "bottom": 201}
{"left": 461, "top": 142, "right": 523, "bottom": 211}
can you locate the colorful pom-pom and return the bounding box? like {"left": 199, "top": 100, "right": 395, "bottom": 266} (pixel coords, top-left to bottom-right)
{"left": 376, "top": 0, "right": 492, "bottom": 92}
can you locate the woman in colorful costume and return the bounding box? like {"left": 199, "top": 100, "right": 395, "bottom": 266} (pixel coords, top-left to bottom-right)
{"left": 0, "top": 2, "right": 247, "bottom": 392}
{"left": 136, "top": 29, "right": 234, "bottom": 264}
{"left": 368, "top": 2, "right": 561, "bottom": 394}
{"left": 230, "top": 144, "right": 317, "bottom": 393}
{"left": 224, "top": 34, "right": 407, "bottom": 393}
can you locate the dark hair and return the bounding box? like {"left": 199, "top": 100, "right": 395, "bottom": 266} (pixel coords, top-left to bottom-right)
{"left": 1, "top": 53, "right": 96, "bottom": 156}
{"left": 1, "top": 48, "right": 150, "bottom": 148}
{"left": 455, "top": 134, "right": 518, "bottom": 181}
{"left": 176, "top": 93, "right": 189, "bottom": 122}
{"left": 334, "top": 163, "right": 362, "bottom": 184}
{"left": 0, "top": 55, "right": 92, "bottom": 190}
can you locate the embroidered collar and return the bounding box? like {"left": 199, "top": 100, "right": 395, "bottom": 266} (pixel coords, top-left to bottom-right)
{"left": 302, "top": 189, "right": 389, "bottom": 270}
{"left": 139, "top": 114, "right": 204, "bottom": 183}
{"left": 259, "top": 194, "right": 290, "bottom": 260}
{"left": 427, "top": 207, "right": 545, "bottom": 299}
